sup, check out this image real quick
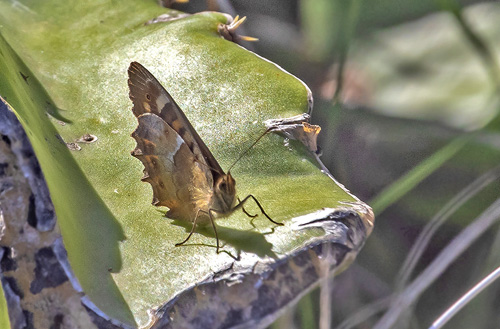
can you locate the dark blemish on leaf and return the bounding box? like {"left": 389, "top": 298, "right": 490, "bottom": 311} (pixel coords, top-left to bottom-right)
{"left": 19, "top": 71, "right": 29, "bottom": 84}
{"left": 76, "top": 133, "right": 98, "bottom": 143}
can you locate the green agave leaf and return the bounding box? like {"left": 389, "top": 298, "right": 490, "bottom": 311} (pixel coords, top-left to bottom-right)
{"left": 0, "top": 1, "right": 373, "bottom": 326}
{"left": 0, "top": 278, "right": 9, "bottom": 329}
{"left": 0, "top": 27, "right": 134, "bottom": 325}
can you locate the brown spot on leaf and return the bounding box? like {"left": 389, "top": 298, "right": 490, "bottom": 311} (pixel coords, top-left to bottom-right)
{"left": 66, "top": 143, "right": 81, "bottom": 151}
{"left": 76, "top": 134, "right": 97, "bottom": 143}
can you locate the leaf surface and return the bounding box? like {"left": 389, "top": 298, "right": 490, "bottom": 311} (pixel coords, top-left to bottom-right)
{"left": 0, "top": 1, "right": 373, "bottom": 325}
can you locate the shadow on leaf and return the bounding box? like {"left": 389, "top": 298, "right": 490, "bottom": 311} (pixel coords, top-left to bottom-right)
{"left": 171, "top": 220, "right": 278, "bottom": 259}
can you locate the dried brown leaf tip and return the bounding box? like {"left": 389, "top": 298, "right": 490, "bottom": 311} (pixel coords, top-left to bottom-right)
{"left": 265, "top": 114, "right": 321, "bottom": 154}
{"left": 218, "top": 15, "right": 258, "bottom": 43}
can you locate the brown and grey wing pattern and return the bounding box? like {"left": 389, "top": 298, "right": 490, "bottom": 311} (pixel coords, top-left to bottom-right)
{"left": 131, "top": 113, "right": 211, "bottom": 221}
{"left": 128, "top": 62, "right": 215, "bottom": 221}
{"left": 128, "top": 61, "right": 224, "bottom": 177}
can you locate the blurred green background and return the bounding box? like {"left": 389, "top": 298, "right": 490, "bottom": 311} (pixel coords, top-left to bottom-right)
{"left": 167, "top": 0, "right": 500, "bottom": 328}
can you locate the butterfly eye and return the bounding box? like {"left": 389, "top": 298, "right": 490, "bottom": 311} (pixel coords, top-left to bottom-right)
{"left": 146, "top": 93, "right": 151, "bottom": 101}
{"left": 219, "top": 182, "right": 227, "bottom": 190}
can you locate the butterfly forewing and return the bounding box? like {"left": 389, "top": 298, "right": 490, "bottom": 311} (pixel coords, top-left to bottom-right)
{"left": 128, "top": 62, "right": 224, "bottom": 177}
{"left": 128, "top": 63, "right": 220, "bottom": 222}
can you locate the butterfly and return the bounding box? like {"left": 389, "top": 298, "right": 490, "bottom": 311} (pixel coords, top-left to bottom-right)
{"left": 127, "top": 62, "right": 283, "bottom": 253}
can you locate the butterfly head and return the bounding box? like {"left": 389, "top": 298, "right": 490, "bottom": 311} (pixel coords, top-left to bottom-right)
{"left": 214, "top": 173, "right": 237, "bottom": 211}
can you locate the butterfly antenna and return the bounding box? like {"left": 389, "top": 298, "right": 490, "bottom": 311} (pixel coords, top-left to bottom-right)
{"left": 228, "top": 128, "right": 274, "bottom": 173}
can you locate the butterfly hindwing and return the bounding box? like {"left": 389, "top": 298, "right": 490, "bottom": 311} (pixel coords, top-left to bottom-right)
{"left": 131, "top": 113, "right": 212, "bottom": 221}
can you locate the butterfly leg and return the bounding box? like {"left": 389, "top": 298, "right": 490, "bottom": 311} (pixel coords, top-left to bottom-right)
{"left": 237, "top": 195, "right": 284, "bottom": 226}
{"left": 238, "top": 197, "right": 258, "bottom": 218}
{"left": 237, "top": 197, "right": 259, "bottom": 229}
{"left": 175, "top": 209, "right": 221, "bottom": 253}
{"left": 208, "top": 209, "right": 220, "bottom": 254}
{"left": 175, "top": 209, "right": 206, "bottom": 248}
